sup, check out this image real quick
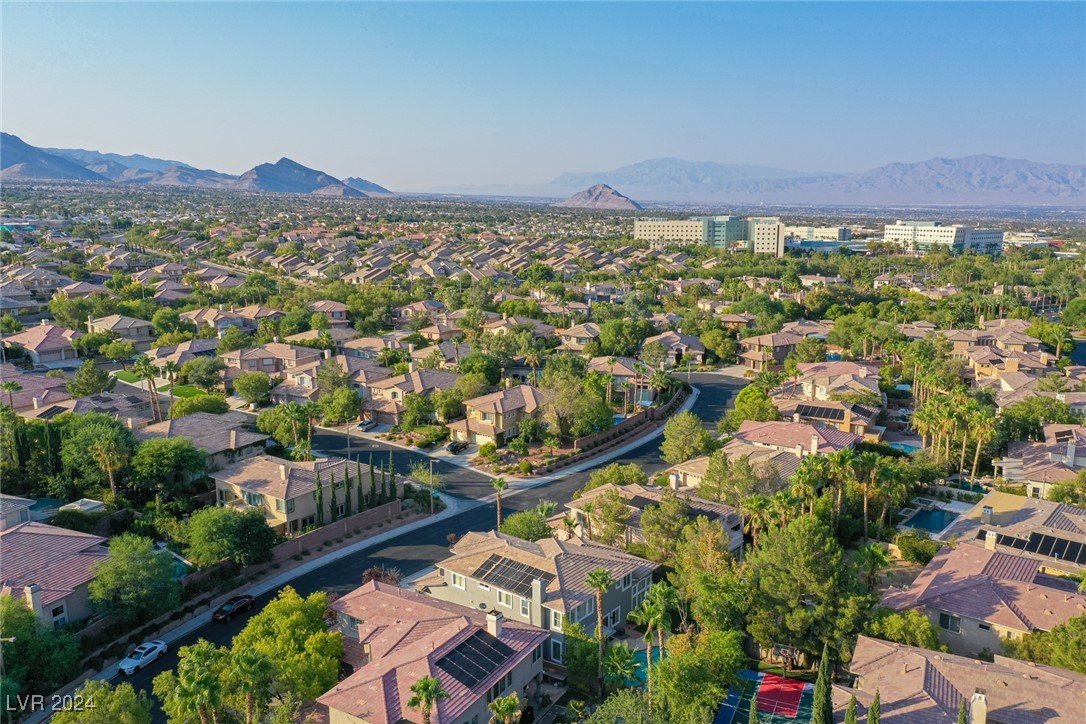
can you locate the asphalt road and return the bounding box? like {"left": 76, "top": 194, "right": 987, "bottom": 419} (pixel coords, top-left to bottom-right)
{"left": 119, "top": 373, "right": 741, "bottom": 718}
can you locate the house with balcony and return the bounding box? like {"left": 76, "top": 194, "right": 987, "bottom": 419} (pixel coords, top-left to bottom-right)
{"left": 87, "top": 314, "right": 156, "bottom": 352}
{"left": 447, "top": 384, "right": 545, "bottom": 447}
{"left": 319, "top": 581, "right": 548, "bottom": 724}
{"left": 210, "top": 454, "right": 386, "bottom": 535}
{"left": 414, "top": 531, "right": 655, "bottom": 665}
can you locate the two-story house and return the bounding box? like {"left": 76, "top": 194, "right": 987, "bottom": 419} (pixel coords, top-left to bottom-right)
{"left": 738, "top": 331, "right": 804, "bottom": 372}
{"left": 555, "top": 323, "right": 600, "bottom": 353}
{"left": 309, "top": 300, "right": 350, "bottom": 327}
{"left": 414, "top": 531, "right": 655, "bottom": 665}
{"left": 136, "top": 412, "right": 268, "bottom": 472}
{"left": 365, "top": 369, "right": 462, "bottom": 426}
{"left": 320, "top": 581, "right": 549, "bottom": 724}
{"left": 87, "top": 314, "right": 156, "bottom": 352}
{"left": 220, "top": 343, "right": 323, "bottom": 375}
{"left": 447, "top": 384, "right": 545, "bottom": 447}
{"left": 642, "top": 330, "right": 706, "bottom": 367}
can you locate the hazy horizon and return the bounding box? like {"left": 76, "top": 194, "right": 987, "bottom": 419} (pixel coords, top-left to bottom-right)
{"left": 3, "top": 2, "right": 1084, "bottom": 190}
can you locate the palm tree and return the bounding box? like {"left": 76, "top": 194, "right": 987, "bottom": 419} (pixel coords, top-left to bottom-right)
{"left": 646, "top": 581, "right": 678, "bottom": 656}
{"left": 177, "top": 667, "right": 221, "bottom": 724}
{"left": 162, "top": 360, "right": 180, "bottom": 410}
{"left": 878, "top": 465, "right": 912, "bottom": 527}
{"left": 970, "top": 409, "right": 998, "bottom": 481}
{"left": 856, "top": 542, "right": 891, "bottom": 590}
{"left": 828, "top": 447, "right": 858, "bottom": 525}
{"left": 90, "top": 436, "right": 128, "bottom": 499}
{"left": 492, "top": 477, "right": 508, "bottom": 529}
{"left": 581, "top": 502, "right": 595, "bottom": 539}
{"left": 231, "top": 649, "right": 273, "bottom": 724}
{"left": 586, "top": 567, "right": 615, "bottom": 681}
{"left": 790, "top": 457, "right": 824, "bottom": 516}
{"left": 302, "top": 401, "right": 321, "bottom": 460}
{"left": 407, "top": 675, "right": 450, "bottom": 724}
{"left": 629, "top": 599, "right": 664, "bottom": 710}
{"left": 856, "top": 451, "right": 885, "bottom": 541}
{"left": 562, "top": 514, "right": 578, "bottom": 540}
{"left": 0, "top": 380, "right": 22, "bottom": 410}
{"left": 525, "top": 349, "right": 543, "bottom": 386}
{"left": 743, "top": 493, "right": 773, "bottom": 549}
{"left": 134, "top": 355, "right": 163, "bottom": 422}
{"left": 536, "top": 499, "right": 557, "bottom": 518}
{"left": 602, "top": 642, "right": 640, "bottom": 691}
{"left": 488, "top": 692, "right": 521, "bottom": 724}
{"left": 606, "top": 357, "right": 617, "bottom": 401}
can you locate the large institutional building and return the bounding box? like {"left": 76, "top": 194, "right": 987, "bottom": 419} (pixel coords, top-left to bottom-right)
{"left": 882, "top": 221, "right": 1004, "bottom": 256}
{"left": 633, "top": 215, "right": 785, "bottom": 257}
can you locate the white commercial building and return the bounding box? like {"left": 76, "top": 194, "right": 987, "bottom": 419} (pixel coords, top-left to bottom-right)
{"left": 632, "top": 218, "right": 710, "bottom": 244}
{"left": 883, "top": 221, "right": 1003, "bottom": 256}
{"left": 634, "top": 215, "right": 784, "bottom": 257}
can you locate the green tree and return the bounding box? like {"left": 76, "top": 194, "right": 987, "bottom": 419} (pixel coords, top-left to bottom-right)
{"left": 793, "top": 337, "right": 828, "bottom": 363}
{"left": 407, "top": 675, "right": 450, "bottom": 724}
{"left": 587, "top": 568, "right": 615, "bottom": 681}
{"left": 603, "top": 642, "right": 640, "bottom": 691}
{"left": 154, "top": 639, "right": 227, "bottom": 724}
{"left": 234, "top": 371, "right": 273, "bottom": 405}
{"left": 231, "top": 586, "right": 343, "bottom": 700}
{"left": 493, "top": 477, "right": 508, "bottom": 528}
{"left": 1, "top": 379, "right": 23, "bottom": 409}
{"left": 315, "top": 357, "right": 350, "bottom": 396}
{"left": 592, "top": 488, "right": 632, "bottom": 547}
{"left": 719, "top": 385, "right": 781, "bottom": 433}
{"left": 1002, "top": 613, "right": 1086, "bottom": 674}
{"left": 812, "top": 643, "right": 833, "bottom": 724}
{"left": 653, "top": 630, "right": 744, "bottom": 724}
{"left": 170, "top": 393, "right": 230, "bottom": 417}
{"left": 100, "top": 340, "right": 137, "bottom": 369}
{"left": 52, "top": 680, "right": 151, "bottom": 724}
{"left": 585, "top": 690, "right": 656, "bottom": 724}
{"left": 500, "top": 510, "right": 552, "bottom": 541}
{"left": 88, "top": 534, "right": 180, "bottom": 620}
{"left": 863, "top": 608, "right": 943, "bottom": 649}
{"left": 639, "top": 490, "right": 690, "bottom": 562}
{"left": 661, "top": 411, "right": 714, "bottom": 464}
{"left": 855, "top": 542, "right": 891, "bottom": 590}
{"left": 563, "top": 622, "right": 601, "bottom": 694}
{"left": 869, "top": 690, "right": 881, "bottom": 724}
{"left": 641, "top": 340, "right": 667, "bottom": 370}
{"left": 130, "top": 437, "right": 206, "bottom": 500}
{"left": 187, "top": 506, "right": 278, "bottom": 567}
{"left": 488, "top": 692, "right": 521, "bottom": 724}
{"left": 216, "top": 326, "right": 252, "bottom": 354}
{"left": 0, "top": 595, "right": 82, "bottom": 701}
{"left": 228, "top": 648, "right": 275, "bottom": 724}
{"left": 68, "top": 359, "right": 113, "bottom": 397}
{"left": 320, "top": 386, "right": 361, "bottom": 424}
{"left": 844, "top": 694, "right": 858, "bottom": 724}
{"left": 57, "top": 412, "right": 137, "bottom": 495}
{"left": 181, "top": 356, "right": 226, "bottom": 392}
{"left": 576, "top": 462, "right": 648, "bottom": 498}
{"left": 401, "top": 392, "right": 435, "bottom": 429}
{"left": 670, "top": 517, "right": 748, "bottom": 632}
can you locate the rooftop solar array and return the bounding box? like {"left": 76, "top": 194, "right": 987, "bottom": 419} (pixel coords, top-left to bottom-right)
{"left": 434, "top": 630, "right": 515, "bottom": 689}
{"left": 976, "top": 529, "right": 1086, "bottom": 566}
{"left": 472, "top": 554, "right": 555, "bottom": 598}
{"left": 795, "top": 404, "right": 845, "bottom": 422}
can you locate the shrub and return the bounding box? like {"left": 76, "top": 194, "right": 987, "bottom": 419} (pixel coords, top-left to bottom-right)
{"left": 897, "top": 531, "right": 943, "bottom": 565}
{"left": 518, "top": 460, "right": 534, "bottom": 475}
{"left": 479, "top": 442, "right": 500, "bottom": 463}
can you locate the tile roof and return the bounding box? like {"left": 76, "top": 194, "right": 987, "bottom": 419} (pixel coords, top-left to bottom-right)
{"left": 136, "top": 412, "right": 268, "bottom": 456}
{"left": 0, "top": 522, "right": 107, "bottom": 608}
{"left": 210, "top": 454, "right": 370, "bottom": 501}
{"left": 463, "top": 385, "right": 544, "bottom": 416}
{"left": 732, "top": 419, "right": 861, "bottom": 454}
{"left": 3, "top": 323, "right": 82, "bottom": 353}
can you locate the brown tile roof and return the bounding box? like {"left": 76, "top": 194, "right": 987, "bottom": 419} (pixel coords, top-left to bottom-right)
{"left": 0, "top": 522, "right": 107, "bottom": 608}
{"left": 732, "top": 420, "right": 861, "bottom": 454}
{"left": 210, "top": 454, "right": 369, "bottom": 501}
{"left": 3, "top": 322, "right": 82, "bottom": 353}
{"left": 136, "top": 412, "right": 268, "bottom": 456}
{"left": 463, "top": 385, "right": 544, "bottom": 415}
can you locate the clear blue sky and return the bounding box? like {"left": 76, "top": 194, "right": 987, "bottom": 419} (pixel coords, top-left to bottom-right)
{"left": 3, "top": 2, "right": 1084, "bottom": 190}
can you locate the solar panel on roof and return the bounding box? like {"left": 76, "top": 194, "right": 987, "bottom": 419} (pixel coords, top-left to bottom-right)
{"left": 435, "top": 630, "right": 515, "bottom": 690}
{"left": 795, "top": 404, "right": 845, "bottom": 422}
{"left": 472, "top": 554, "right": 555, "bottom": 598}
{"left": 979, "top": 529, "right": 1086, "bottom": 565}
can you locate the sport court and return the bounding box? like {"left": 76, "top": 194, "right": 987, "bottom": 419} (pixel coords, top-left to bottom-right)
{"left": 714, "top": 670, "right": 815, "bottom": 724}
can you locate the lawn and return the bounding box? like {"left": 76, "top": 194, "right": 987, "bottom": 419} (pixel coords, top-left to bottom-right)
{"left": 113, "top": 370, "right": 140, "bottom": 383}
{"left": 158, "top": 384, "right": 203, "bottom": 398}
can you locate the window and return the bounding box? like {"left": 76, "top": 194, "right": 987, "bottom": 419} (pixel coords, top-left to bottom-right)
{"left": 50, "top": 604, "right": 66, "bottom": 628}
{"left": 486, "top": 672, "right": 513, "bottom": 703}
{"left": 978, "top": 623, "right": 992, "bottom": 631}
{"left": 521, "top": 597, "right": 530, "bottom": 617}
{"left": 244, "top": 491, "right": 263, "bottom": 507}
{"left": 621, "top": 573, "right": 632, "bottom": 590}
{"left": 579, "top": 597, "right": 595, "bottom": 621}
{"left": 604, "top": 607, "right": 621, "bottom": 629}
{"left": 450, "top": 572, "right": 466, "bottom": 590}
{"left": 478, "top": 582, "right": 491, "bottom": 591}
{"left": 550, "top": 639, "right": 565, "bottom": 662}
{"left": 497, "top": 590, "right": 513, "bottom": 608}
{"left": 550, "top": 610, "right": 564, "bottom": 631}
{"left": 337, "top": 503, "right": 345, "bottom": 517}
{"left": 532, "top": 644, "right": 542, "bottom": 663}
{"left": 939, "top": 613, "right": 961, "bottom": 633}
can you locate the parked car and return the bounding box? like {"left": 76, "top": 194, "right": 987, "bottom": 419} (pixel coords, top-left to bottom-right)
{"left": 118, "top": 640, "right": 167, "bottom": 675}
{"left": 212, "top": 594, "right": 255, "bottom": 622}
{"left": 357, "top": 420, "right": 378, "bottom": 432}
{"left": 446, "top": 440, "right": 468, "bottom": 454}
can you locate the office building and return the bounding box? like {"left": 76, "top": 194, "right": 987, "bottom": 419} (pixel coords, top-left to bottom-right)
{"left": 632, "top": 218, "right": 710, "bottom": 244}
{"left": 883, "top": 221, "right": 1004, "bottom": 256}
{"left": 633, "top": 215, "right": 784, "bottom": 257}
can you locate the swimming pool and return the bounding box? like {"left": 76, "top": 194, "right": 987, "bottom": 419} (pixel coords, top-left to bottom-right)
{"left": 904, "top": 508, "right": 959, "bottom": 533}
{"left": 889, "top": 442, "right": 920, "bottom": 454}
{"left": 30, "top": 497, "right": 64, "bottom": 511}
{"left": 626, "top": 645, "right": 663, "bottom": 686}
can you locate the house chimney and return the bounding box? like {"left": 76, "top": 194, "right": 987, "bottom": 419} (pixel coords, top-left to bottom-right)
{"left": 273, "top": 336, "right": 281, "bottom": 344}
{"left": 24, "top": 584, "right": 43, "bottom": 618}
{"left": 31, "top": 397, "right": 39, "bottom": 410}
{"left": 486, "top": 609, "right": 503, "bottom": 638}
{"left": 219, "top": 303, "right": 225, "bottom": 311}
{"left": 230, "top": 429, "right": 238, "bottom": 449}
{"left": 408, "top": 360, "right": 415, "bottom": 373}
{"left": 985, "top": 530, "right": 998, "bottom": 551}
{"left": 970, "top": 689, "right": 987, "bottom": 724}
{"left": 279, "top": 464, "right": 288, "bottom": 480}
{"left": 810, "top": 434, "right": 820, "bottom": 456}
{"left": 670, "top": 472, "right": 681, "bottom": 490}
{"left": 1066, "top": 439, "right": 1076, "bottom": 466}
{"left": 981, "top": 505, "right": 993, "bottom": 526}
{"left": 324, "top": 349, "right": 332, "bottom": 360}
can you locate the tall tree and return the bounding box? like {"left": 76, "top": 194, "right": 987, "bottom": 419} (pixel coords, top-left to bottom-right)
{"left": 229, "top": 648, "right": 274, "bottom": 724}
{"left": 89, "top": 534, "right": 180, "bottom": 621}
{"left": 407, "top": 676, "right": 449, "bottom": 724}
{"left": 493, "top": 477, "right": 508, "bottom": 529}
{"left": 868, "top": 690, "right": 881, "bottom": 724}
{"left": 315, "top": 469, "right": 325, "bottom": 527}
{"left": 812, "top": 642, "right": 833, "bottom": 724}
{"left": 844, "top": 694, "right": 858, "bottom": 724}
{"left": 586, "top": 568, "right": 615, "bottom": 682}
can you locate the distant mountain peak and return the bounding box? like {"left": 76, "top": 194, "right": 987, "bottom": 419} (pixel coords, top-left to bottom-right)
{"left": 555, "top": 183, "right": 642, "bottom": 210}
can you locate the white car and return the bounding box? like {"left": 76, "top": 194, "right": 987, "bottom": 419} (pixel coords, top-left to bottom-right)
{"left": 118, "top": 640, "right": 167, "bottom": 675}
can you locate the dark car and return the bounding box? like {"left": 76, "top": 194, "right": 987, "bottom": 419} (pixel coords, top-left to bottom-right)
{"left": 212, "top": 595, "right": 255, "bottom": 622}
{"left": 446, "top": 440, "right": 468, "bottom": 454}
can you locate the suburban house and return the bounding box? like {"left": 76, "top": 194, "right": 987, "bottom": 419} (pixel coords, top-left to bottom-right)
{"left": 146, "top": 338, "right": 220, "bottom": 367}
{"left": 270, "top": 355, "right": 392, "bottom": 405}
{"left": 783, "top": 361, "right": 883, "bottom": 402}
{"left": 233, "top": 305, "right": 286, "bottom": 325}
{"left": 221, "top": 342, "right": 323, "bottom": 375}
{"left": 832, "top": 635, "right": 1086, "bottom": 724}
{"left": 737, "top": 331, "right": 804, "bottom": 372}
{"left": 365, "top": 369, "right": 462, "bottom": 426}
{"left": 319, "top": 581, "right": 549, "bottom": 724}
{"left": 415, "top": 531, "right": 655, "bottom": 665}
{"left": 0, "top": 522, "right": 108, "bottom": 627}
{"left": 21, "top": 390, "right": 153, "bottom": 428}
{"left": 881, "top": 542, "right": 1086, "bottom": 656}
{"left": 641, "top": 330, "right": 705, "bottom": 367}
{"left": 586, "top": 356, "right": 653, "bottom": 406}
{"left": 309, "top": 300, "right": 350, "bottom": 327}
{"left": 555, "top": 323, "right": 600, "bottom": 353}
{"left": 211, "top": 454, "right": 389, "bottom": 535}
{"left": 394, "top": 299, "right": 446, "bottom": 325}
{"left": 992, "top": 424, "right": 1086, "bottom": 499}
{"left": 0, "top": 494, "right": 33, "bottom": 530}
{"left": 728, "top": 420, "right": 862, "bottom": 458}
{"left": 2, "top": 322, "right": 82, "bottom": 365}
{"left": 136, "top": 412, "right": 269, "bottom": 472}
{"left": 560, "top": 483, "right": 744, "bottom": 556}
{"left": 410, "top": 340, "right": 473, "bottom": 369}
{"left": 447, "top": 385, "right": 545, "bottom": 447}
{"left": 342, "top": 335, "right": 410, "bottom": 361}
{"left": 0, "top": 366, "right": 70, "bottom": 412}
{"left": 181, "top": 307, "right": 253, "bottom": 333}
{"left": 774, "top": 398, "right": 882, "bottom": 441}
{"left": 87, "top": 314, "right": 156, "bottom": 352}
{"left": 483, "top": 315, "right": 557, "bottom": 339}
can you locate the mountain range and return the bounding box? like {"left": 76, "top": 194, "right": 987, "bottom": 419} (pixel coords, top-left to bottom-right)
{"left": 0, "top": 133, "right": 393, "bottom": 197}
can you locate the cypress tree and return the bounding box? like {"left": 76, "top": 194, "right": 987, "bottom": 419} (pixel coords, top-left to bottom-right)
{"left": 328, "top": 471, "right": 338, "bottom": 523}
{"left": 813, "top": 642, "right": 832, "bottom": 724}
{"left": 343, "top": 466, "right": 352, "bottom": 517}
{"left": 357, "top": 459, "right": 365, "bottom": 511}
{"left": 369, "top": 453, "right": 377, "bottom": 508}
{"left": 380, "top": 464, "right": 388, "bottom": 505}
{"left": 868, "top": 691, "right": 880, "bottom": 724}
{"left": 388, "top": 449, "right": 396, "bottom": 497}
{"left": 748, "top": 695, "right": 759, "bottom": 724}
{"left": 957, "top": 697, "right": 967, "bottom": 724}
{"left": 844, "top": 694, "right": 858, "bottom": 724}
{"left": 315, "top": 468, "right": 325, "bottom": 527}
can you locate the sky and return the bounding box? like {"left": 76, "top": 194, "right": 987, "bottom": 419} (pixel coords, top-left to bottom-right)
{"left": 3, "top": 2, "right": 1084, "bottom": 190}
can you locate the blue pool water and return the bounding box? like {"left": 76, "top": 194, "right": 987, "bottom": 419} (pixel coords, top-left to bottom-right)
{"left": 31, "top": 497, "right": 63, "bottom": 511}
{"left": 890, "top": 442, "right": 920, "bottom": 454}
{"left": 905, "top": 508, "right": 959, "bottom": 533}
{"left": 626, "top": 646, "right": 663, "bottom": 686}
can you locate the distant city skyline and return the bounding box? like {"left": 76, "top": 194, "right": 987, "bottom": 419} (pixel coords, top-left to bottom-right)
{"left": 3, "top": 2, "right": 1083, "bottom": 190}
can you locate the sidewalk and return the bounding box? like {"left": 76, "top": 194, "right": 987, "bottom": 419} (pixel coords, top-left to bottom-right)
{"left": 28, "top": 495, "right": 477, "bottom": 720}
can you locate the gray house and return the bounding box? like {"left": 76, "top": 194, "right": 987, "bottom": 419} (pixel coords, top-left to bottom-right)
{"left": 414, "top": 531, "right": 656, "bottom": 665}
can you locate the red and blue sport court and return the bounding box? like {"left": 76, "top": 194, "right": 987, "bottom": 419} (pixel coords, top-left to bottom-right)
{"left": 714, "top": 670, "right": 815, "bottom": 723}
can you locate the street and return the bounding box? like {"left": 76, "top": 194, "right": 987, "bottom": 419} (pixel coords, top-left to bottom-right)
{"left": 118, "top": 374, "right": 741, "bottom": 719}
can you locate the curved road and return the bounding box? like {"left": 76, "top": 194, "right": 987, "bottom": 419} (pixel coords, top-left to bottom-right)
{"left": 120, "top": 374, "right": 741, "bottom": 717}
